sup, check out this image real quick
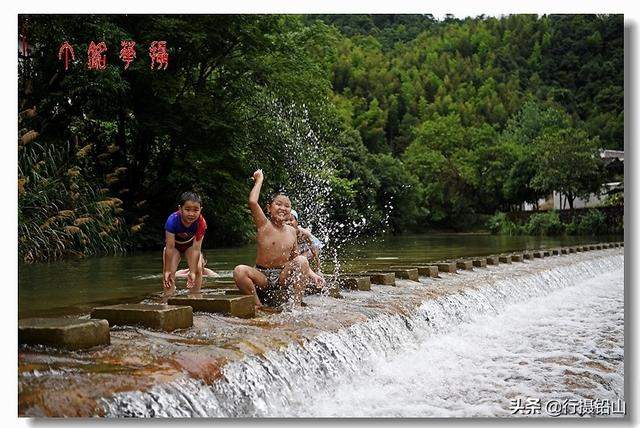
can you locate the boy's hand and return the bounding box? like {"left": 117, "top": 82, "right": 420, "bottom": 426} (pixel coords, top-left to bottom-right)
{"left": 186, "top": 272, "right": 197, "bottom": 288}
{"left": 163, "top": 271, "right": 175, "bottom": 289}
{"left": 252, "top": 169, "right": 264, "bottom": 182}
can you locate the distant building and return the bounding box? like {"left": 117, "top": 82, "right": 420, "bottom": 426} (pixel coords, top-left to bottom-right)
{"left": 523, "top": 149, "right": 623, "bottom": 211}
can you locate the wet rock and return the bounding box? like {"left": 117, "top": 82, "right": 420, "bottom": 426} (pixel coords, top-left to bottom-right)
{"left": 589, "top": 245, "right": 597, "bottom": 250}
{"left": 19, "top": 318, "right": 110, "bottom": 350}
{"left": 569, "top": 247, "right": 576, "bottom": 253}
{"left": 168, "top": 295, "right": 255, "bottom": 319}
{"left": 560, "top": 248, "right": 569, "bottom": 255}
{"left": 436, "top": 262, "right": 457, "bottom": 274}
{"left": 456, "top": 260, "right": 474, "bottom": 270}
{"left": 533, "top": 251, "right": 543, "bottom": 258}
{"left": 498, "top": 255, "right": 512, "bottom": 264}
{"left": 523, "top": 252, "right": 534, "bottom": 260}
{"left": 91, "top": 304, "right": 193, "bottom": 331}
{"left": 486, "top": 256, "right": 500, "bottom": 265}
{"left": 472, "top": 258, "right": 487, "bottom": 268}
{"left": 390, "top": 265, "right": 439, "bottom": 277}
{"left": 336, "top": 276, "right": 371, "bottom": 291}
{"left": 511, "top": 254, "right": 524, "bottom": 262}
{"left": 543, "top": 250, "right": 551, "bottom": 257}
{"left": 380, "top": 269, "right": 419, "bottom": 282}
{"left": 364, "top": 272, "right": 397, "bottom": 286}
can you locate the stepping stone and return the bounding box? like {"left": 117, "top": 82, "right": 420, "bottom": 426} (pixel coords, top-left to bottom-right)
{"left": 19, "top": 318, "right": 110, "bottom": 350}
{"left": 560, "top": 248, "right": 569, "bottom": 255}
{"left": 498, "top": 255, "right": 512, "bottom": 264}
{"left": 569, "top": 247, "right": 576, "bottom": 253}
{"left": 595, "top": 244, "right": 602, "bottom": 250}
{"left": 336, "top": 275, "right": 371, "bottom": 291}
{"left": 204, "top": 282, "right": 238, "bottom": 290}
{"left": 543, "top": 250, "right": 551, "bottom": 257}
{"left": 602, "top": 243, "right": 610, "bottom": 248}
{"left": 456, "top": 260, "right": 474, "bottom": 270}
{"left": 552, "top": 249, "right": 560, "bottom": 255}
{"left": 363, "top": 272, "right": 396, "bottom": 286}
{"left": 511, "top": 254, "right": 523, "bottom": 262}
{"left": 390, "top": 265, "right": 439, "bottom": 277}
{"left": 575, "top": 246, "right": 582, "bottom": 252}
{"left": 436, "top": 262, "right": 457, "bottom": 273}
{"left": 91, "top": 304, "right": 193, "bottom": 331}
{"left": 380, "top": 268, "right": 419, "bottom": 282}
{"left": 523, "top": 253, "right": 534, "bottom": 260}
{"left": 168, "top": 295, "right": 254, "bottom": 318}
{"left": 472, "top": 258, "right": 487, "bottom": 268}
{"left": 589, "top": 245, "right": 597, "bottom": 250}
{"left": 532, "top": 251, "right": 543, "bottom": 258}
{"left": 486, "top": 256, "right": 500, "bottom": 265}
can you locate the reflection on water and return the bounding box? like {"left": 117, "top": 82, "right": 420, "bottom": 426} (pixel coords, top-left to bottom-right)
{"left": 19, "top": 249, "right": 624, "bottom": 417}
{"left": 18, "top": 233, "right": 616, "bottom": 318}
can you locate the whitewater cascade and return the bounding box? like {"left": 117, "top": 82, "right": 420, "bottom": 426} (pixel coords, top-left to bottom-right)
{"left": 103, "top": 250, "right": 624, "bottom": 417}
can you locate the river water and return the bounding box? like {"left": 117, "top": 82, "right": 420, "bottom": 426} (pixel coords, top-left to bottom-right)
{"left": 18, "top": 236, "right": 624, "bottom": 417}
{"left": 18, "top": 233, "right": 613, "bottom": 318}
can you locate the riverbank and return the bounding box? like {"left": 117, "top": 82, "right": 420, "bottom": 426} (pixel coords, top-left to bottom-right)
{"left": 19, "top": 246, "right": 624, "bottom": 416}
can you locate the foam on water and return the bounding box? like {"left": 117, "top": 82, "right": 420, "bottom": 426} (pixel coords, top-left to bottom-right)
{"left": 103, "top": 252, "right": 624, "bottom": 417}
{"left": 287, "top": 269, "right": 624, "bottom": 417}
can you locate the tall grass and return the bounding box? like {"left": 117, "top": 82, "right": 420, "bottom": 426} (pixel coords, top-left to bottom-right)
{"left": 18, "top": 134, "right": 129, "bottom": 263}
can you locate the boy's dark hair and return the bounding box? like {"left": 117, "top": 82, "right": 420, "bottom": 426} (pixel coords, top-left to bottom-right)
{"left": 179, "top": 191, "right": 202, "bottom": 207}
{"left": 267, "top": 189, "right": 290, "bottom": 204}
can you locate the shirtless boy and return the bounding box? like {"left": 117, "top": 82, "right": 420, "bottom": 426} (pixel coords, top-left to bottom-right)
{"left": 233, "top": 169, "right": 324, "bottom": 308}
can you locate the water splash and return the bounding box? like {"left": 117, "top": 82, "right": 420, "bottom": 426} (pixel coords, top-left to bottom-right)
{"left": 102, "top": 253, "right": 623, "bottom": 417}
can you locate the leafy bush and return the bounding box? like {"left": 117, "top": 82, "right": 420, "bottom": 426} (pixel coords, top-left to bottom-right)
{"left": 568, "top": 210, "right": 607, "bottom": 236}
{"left": 524, "top": 211, "right": 565, "bottom": 236}
{"left": 486, "top": 212, "right": 522, "bottom": 235}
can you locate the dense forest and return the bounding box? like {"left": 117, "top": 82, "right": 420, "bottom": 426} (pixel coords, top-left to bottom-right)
{"left": 18, "top": 14, "right": 624, "bottom": 262}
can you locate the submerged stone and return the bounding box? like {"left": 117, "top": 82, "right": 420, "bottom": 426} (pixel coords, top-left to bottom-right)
{"left": 390, "top": 265, "right": 439, "bottom": 277}
{"left": 19, "top": 318, "right": 110, "bottom": 350}
{"left": 363, "top": 272, "right": 396, "bottom": 286}
{"left": 486, "top": 256, "right": 500, "bottom": 265}
{"left": 204, "top": 282, "right": 238, "bottom": 290}
{"left": 337, "top": 276, "right": 371, "bottom": 291}
{"left": 168, "top": 295, "right": 255, "bottom": 319}
{"left": 380, "top": 268, "right": 419, "bottom": 282}
{"left": 456, "top": 260, "right": 474, "bottom": 270}
{"left": 91, "top": 304, "right": 193, "bottom": 331}
{"left": 472, "top": 258, "right": 487, "bottom": 268}
{"left": 436, "top": 262, "right": 457, "bottom": 273}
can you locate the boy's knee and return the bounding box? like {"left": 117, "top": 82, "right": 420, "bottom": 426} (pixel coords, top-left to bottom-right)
{"left": 233, "top": 265, "right": 249, "bottom": 279}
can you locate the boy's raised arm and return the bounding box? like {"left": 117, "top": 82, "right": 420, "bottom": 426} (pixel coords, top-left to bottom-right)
{"left": 249, "top": 169, "right": 268, "bottom": 228}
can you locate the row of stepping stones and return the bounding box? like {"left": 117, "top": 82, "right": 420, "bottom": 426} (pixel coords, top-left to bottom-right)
{"left": 18, "top": 242, "right": 622, "bottom": 350}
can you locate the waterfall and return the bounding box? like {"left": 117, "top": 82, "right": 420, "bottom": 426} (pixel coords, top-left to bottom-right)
{"left": 103, "top": 253, "right": 623, "bottom": 417}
